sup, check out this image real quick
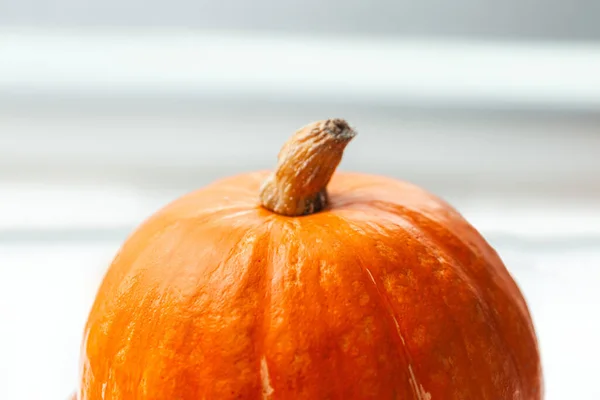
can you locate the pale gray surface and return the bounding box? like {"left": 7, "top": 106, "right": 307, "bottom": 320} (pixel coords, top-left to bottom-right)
{"left": 2, "top": 102, "right": 600, "bottom": 198}
{"left": 1, "top": 0, "right": 600, "bottom": 41}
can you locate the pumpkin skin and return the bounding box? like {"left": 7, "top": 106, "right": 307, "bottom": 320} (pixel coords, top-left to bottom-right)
{"left": 77, "top": 121, "right": 542, "bottom": 399}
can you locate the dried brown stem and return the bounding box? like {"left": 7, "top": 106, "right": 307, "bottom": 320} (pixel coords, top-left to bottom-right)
{"left": 259, "top": 119, "right": 356, "bottom": 216}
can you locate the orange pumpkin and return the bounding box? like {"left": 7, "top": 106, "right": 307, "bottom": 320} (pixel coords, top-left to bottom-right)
{"left": 77, "top": 119, "right": 542, "bottom": 399}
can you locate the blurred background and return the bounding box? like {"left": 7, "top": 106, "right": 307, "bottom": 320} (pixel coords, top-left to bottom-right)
{"left": 1, "top": 1, "right": 600, "bottom": 399}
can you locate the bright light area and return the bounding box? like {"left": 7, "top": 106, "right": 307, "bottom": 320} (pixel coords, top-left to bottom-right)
{"left": 2, "top": 29, "right": 600, "bottom": 109}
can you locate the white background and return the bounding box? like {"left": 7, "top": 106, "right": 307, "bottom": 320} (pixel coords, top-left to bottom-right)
{"left": 1, "top": 26, "right": 600, "bottom": 399}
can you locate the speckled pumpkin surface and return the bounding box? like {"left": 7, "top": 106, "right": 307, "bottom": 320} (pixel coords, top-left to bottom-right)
{"left": 77, "top": 120, "right": 542, "bottom": 399}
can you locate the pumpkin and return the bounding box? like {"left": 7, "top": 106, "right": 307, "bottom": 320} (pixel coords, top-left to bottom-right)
{"left": 76, "top": 119, "right": 542, "bottom": 399}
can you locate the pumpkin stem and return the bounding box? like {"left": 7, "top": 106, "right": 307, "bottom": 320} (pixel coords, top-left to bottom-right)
{"left": 259, "top": 119, "right": 356, "bottom": 216}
